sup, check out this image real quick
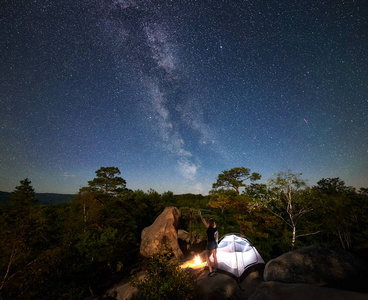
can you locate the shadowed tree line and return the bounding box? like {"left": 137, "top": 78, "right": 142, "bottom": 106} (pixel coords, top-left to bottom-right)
{"left": 0, "top": 166, "right": 367, "bottom": 299}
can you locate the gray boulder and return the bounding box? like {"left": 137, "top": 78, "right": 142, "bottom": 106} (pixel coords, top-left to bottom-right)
{"left": 248, "top": 281, "right": 368, "bottom": 300}
{"left": 195, "top": 269, "right": 263, "bottom": 300}
{"left": 140, "top": 207, "right": 184, "bottom": 260}
{"left": 264, "top": 244, "right": 367, "bottom": 288}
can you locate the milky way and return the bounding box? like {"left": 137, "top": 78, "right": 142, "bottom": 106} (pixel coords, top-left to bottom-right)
{"left": 1, "top": 0, "right": 367, "bottom": 194}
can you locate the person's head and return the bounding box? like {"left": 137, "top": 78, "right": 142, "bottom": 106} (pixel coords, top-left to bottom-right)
{"left": 208, "top": 218, "right": 215, "bottom": 227}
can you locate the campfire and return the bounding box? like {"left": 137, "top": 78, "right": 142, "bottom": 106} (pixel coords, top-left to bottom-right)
{"left": 180, "top": 255, "right": 207, "bottom": 269}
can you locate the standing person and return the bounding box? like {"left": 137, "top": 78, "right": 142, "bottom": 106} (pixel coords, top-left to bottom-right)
{"left": 199, "top": 210, "right": 218, "bottom": 276}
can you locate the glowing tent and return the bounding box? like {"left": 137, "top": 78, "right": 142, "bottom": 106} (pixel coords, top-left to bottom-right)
{"left": 209, "top": 233, "right": 265, "bottom": 280}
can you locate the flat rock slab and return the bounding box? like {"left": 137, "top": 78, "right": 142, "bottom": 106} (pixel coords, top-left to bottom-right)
{"left": 248, "top": 281, "right": 368, "bottom": 300}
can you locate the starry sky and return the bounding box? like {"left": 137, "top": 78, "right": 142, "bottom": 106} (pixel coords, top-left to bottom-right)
{"left": 1, "top": 0, "right": 367, "bottom": 195}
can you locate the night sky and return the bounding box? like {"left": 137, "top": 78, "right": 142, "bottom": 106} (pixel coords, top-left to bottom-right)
{"left": 1, "top": 0, "right": 367, "bottom": 195}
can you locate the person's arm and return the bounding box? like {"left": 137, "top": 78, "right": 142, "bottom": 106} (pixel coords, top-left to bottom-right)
{"left": 215, "top": 230, "right": 218, "bottom": 243}
{"left": 198, "top": 210, "right": 209, "bottom": 228}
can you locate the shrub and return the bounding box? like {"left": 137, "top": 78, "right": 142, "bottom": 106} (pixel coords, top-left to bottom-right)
{"left": 131, "top": 251, "right": 197, "bottom": 300}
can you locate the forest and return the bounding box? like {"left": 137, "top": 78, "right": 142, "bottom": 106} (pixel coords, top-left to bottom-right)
{"left": 1, "top": 166, "right": 367, "bottom": 299}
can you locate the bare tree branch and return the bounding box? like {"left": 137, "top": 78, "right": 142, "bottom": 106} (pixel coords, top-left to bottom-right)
{"left": 295, "top": 231, "right": 322, "bottom": 238}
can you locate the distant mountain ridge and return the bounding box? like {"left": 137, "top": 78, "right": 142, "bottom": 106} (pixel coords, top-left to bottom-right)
{"left": 0, "top": 191, "right": 75, "bottom": 205}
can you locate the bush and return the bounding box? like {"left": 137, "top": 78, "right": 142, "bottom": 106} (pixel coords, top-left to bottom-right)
{"left": 131, "top": 251, "right": 197, "bottom": 300}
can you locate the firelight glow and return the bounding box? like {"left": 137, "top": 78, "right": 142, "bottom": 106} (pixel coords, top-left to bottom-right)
{"left": 180, "top": 255, "right": 206, "bottom": 269}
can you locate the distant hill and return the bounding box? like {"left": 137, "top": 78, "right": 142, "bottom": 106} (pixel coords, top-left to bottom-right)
{"left": 0, "top": 191, "right": 75, "bottom": 205}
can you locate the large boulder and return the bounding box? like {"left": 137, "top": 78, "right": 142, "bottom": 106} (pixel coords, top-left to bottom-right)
{"left": 264, "top": 244, "right": 368, "bottom": 289}
{"left": 195, "top": 269, "right": 263, "bottom": 300}
{"left": 140, "top": 207, "right": 184, "bottom": 260}
{"left": 248, "top": 281, "right": 368, "bottom": 300}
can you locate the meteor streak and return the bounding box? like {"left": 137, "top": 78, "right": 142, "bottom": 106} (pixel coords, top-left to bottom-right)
{"left": 304, "top": 118, "right": 308, "bottom": 124}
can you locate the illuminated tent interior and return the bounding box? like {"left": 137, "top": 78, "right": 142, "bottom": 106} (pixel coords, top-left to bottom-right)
{"left": 210, "top": 234, "right": 265, "bottom": 280}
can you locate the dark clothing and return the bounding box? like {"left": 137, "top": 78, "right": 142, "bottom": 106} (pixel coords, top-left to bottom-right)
{"left": 206, "top": 226, "right": 218, "bottom": 242}
{"left": 206, "top": 226, "right": 218, "bottom": 250}
{"left": 206, "top": 226, "right": 217, "bottom": 251}
{"left": 207, "top": 240, "right": 218, "bottom": 251}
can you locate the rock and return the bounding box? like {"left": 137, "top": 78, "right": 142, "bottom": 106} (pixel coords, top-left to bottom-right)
{"left": 195, "top": 269, "right": 263, "bottom": 300}
{"left": 264, "top": 244, "right": 368, "bottom": 288}
{"left": 140, "top": 207, "right": 184, "bottom": 260}
{"left": 103, "top": 262, "right": 263, "bottom": 300}
{"left": 248, "top": 281, "right": 368, "bottom": 300}
{"left": 104, "top": 273, "right": 144, "bottom": 300}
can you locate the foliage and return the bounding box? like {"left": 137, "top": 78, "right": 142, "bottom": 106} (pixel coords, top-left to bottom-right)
{"left": 131, "top": 251, "right": 197, "bottom": 300}
{"left": 311, "top": 178, "right": 368, "bottom": 250}
{"left": 0, "top": 168, "right": 367, "bottom": 299}
{"left": 7, "top": 178, "right": 37, "bottom": 207}
{"left": 88, "top": 166, "right": 127, "bottom": 195}
{"left": 212, "top": 167, "right": 261, "bottom": 195}
{"left": 209, "top": 167, "right": 262, "bottom": 235}
{"left": 262, "top": 170, "right": 319, "bottom": 249}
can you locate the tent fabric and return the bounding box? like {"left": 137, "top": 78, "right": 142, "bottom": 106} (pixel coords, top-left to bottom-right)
{"left": 209, "top": 233, "right": 265, "bottom": 279}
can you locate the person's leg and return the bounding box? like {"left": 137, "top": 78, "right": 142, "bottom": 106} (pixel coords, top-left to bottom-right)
{"left": 206, "top": 249, "right": 213, "bottom": 273}
{"left": 212, "top": 249, "right": 218, "bottom": 271}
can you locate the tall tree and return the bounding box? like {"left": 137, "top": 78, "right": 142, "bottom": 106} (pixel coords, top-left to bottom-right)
{"left": 313, "top": 178, "right": 362, "bottom": 249}
{"left": 210, "top": 167, "right": 261, "bottom": 234}
{"left": 88, "top": 167, "right": 127, "bottom": 195}
{"left": 1, "top": 179, "right": 38, "bottom": 296}
{"left": 8, "top": 178, "right": 36, "bottom": 207}
{"left": 265, "top": 170, "right": 319, "bottom": 249}
{"left": 212, "top": 167, "right": 261, "bottom": 195}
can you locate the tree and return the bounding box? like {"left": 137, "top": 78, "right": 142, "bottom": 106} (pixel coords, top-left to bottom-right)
{"left": 313, "top": 178, "right": 363, "bottom": 249}
{"left": 265, "top": 170, "right": 319, "bottom": 249}
{"left": 212, "top": 167, "right": 261, "bottom": 195}
{"left": 8, "top": 178, "right": 36, "bottom": 208}
{"left": 71, "top": 167, "right": 140, "bottom": 296}
{"left": 88, "top": 167, "right": 127, "bottom": 195}
{"left": 1, "top": 179, "right": 38, "bottom": 296}
{"left": 210, "top": 167, "right": 261, "bottom": 234}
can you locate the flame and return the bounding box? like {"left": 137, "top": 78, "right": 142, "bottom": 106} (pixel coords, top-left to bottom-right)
{"left": 180, "top": 255, "right": 206, "bottom": 269}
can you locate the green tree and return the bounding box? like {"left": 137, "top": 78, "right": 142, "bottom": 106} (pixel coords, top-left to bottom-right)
{"left": 210, "top": 167, "right": 261, "bottom": 234}
{"left": 67, "top": 167, "right": 141, "bottom": 296}
{"left": 212, "top": 167, "right": 261, "bottom": 195}
{"left": 8, "top": 178, "right": 37, "bottom": 208}
{"left": 88, "top": 166, "right": 127, "bottom": 195}
{"left": 312, "top": 178, "right": 364, "bottom": 249}
{"left": 0, "top": 179, "right": 39, "bottom": 297}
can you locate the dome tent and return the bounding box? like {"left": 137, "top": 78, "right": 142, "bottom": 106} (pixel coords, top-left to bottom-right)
{"left": 209, "top": 233, "right": 265, "bottom": 280}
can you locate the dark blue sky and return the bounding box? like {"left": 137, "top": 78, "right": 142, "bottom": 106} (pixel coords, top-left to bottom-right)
{"left": 1, "top": 0, "right": 367, "bottom": 194}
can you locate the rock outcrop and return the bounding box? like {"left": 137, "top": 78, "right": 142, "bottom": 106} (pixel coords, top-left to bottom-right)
{"left": 264, "top": 244, "right": 367, "bottom": 288}
{"left": 195, "top": 268, "right": 263, "bottom": 300}
{"left": 248, "top": 281, "right": 368, "bottom": 300}
{"left": 105, "top": 275, "right": 142, "bottom": 300}
{"left": 140, "top": 207, "right": 184, "bottom": 260}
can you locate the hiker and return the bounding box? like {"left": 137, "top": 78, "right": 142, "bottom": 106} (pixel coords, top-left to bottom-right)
{"left": 199, "top": 210, "right": 218, "bottom": 276}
